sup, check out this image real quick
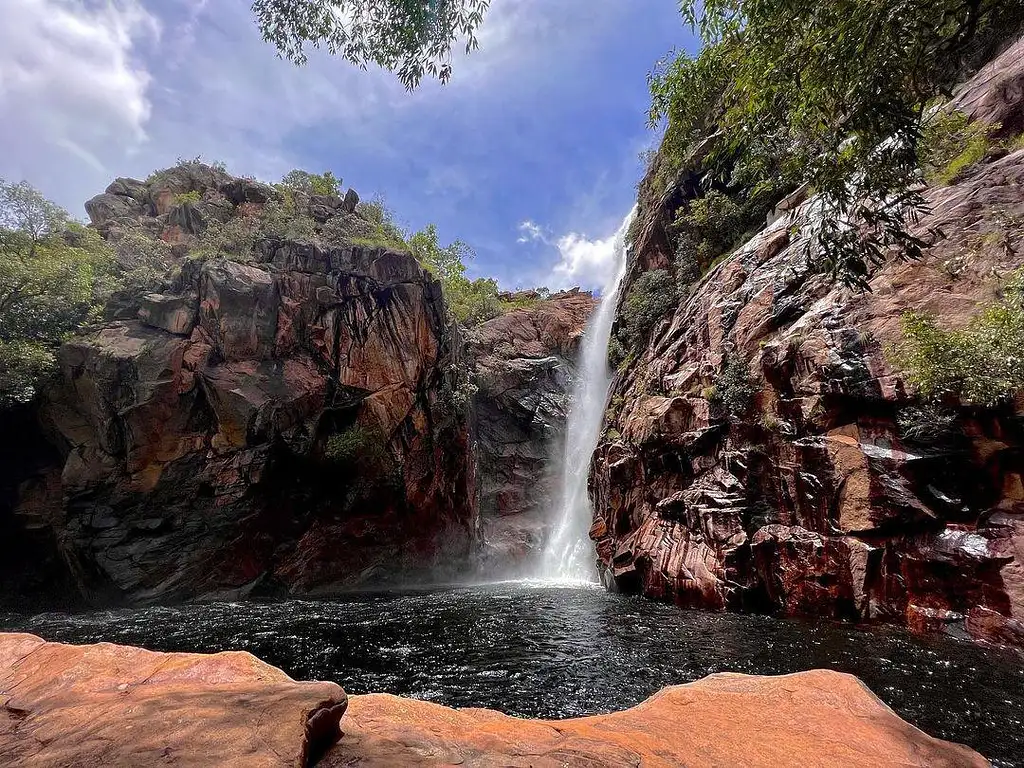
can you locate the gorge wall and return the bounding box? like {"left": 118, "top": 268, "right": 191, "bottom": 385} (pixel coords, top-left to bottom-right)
{"left": 0, "top": 163, "right": 597, "bottom": 605}
{"left": 2, "top": 166, "right": 477, "bottom": 605}
{"left": 470, "top": 290, "right": 597, "bottom": 573}
{"left": 593, "top": 37, "right": 1024, "bottom": 648}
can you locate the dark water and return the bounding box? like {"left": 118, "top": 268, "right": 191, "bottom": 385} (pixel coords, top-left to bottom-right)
{"left": 3, "top": 582, "right": 1023, "bottom": 765}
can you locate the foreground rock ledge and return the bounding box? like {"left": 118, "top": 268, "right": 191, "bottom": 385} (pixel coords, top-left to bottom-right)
{"left": 0, "top": 634, "right": 986, "bottom": 767}
{"left": 0, "top": 633, "right": 346, "bottom": 767}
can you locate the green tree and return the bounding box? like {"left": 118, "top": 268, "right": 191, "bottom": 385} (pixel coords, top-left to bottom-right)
{"left": 280, "top": 169, "right": 342, "bottom": 196}
{"left": 406, "top": 223, "right": 501, "bottom": 323}
{"left": 650, "top": 0, "right": 1024, "bottom": 288}
{"left": 353, "top": 196, "right": 409, "bottom": 249}
{"left": 408, "top": 223, "right": 469, "bottom": 283}
{"left": 0, "top": 181, "right": 113, "bottom": 404}
{"left": 252, "top": 0, "right": 490, "bottom": 87}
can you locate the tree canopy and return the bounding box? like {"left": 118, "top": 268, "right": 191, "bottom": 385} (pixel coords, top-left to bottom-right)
{"left": 0, "top": 181, "right": 113, "bottom": 404}
{"left": 252, "top": 0, "right": 490, "bottom": 88}
{"left": 650, "top": 0, "right": 1024, "bottom": 287}
{"left": 280, "top": 169, "right": 343, "bottom": 196}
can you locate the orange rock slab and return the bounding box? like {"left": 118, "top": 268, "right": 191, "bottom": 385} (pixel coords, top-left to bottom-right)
{"left": 0, "top": 634, "right": 988, "bottom": 767}
{"left": 0, "top": 633, "right": 346, "bottom": 767}
{"left": 328, "top": 670, "right": 987, "bottom": 767}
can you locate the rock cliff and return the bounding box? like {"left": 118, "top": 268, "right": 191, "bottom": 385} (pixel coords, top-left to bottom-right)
{"left": 3, "top": 166, "right": 477, "bottom": 604}
{"left": 0, "top": 633, "right": 987, "bottom": 767}
{"left": 470, "top": 290, "right": 597, "bottom": 572}
{"left": 594, "top": 37, "right": 1024, "bottom": 648}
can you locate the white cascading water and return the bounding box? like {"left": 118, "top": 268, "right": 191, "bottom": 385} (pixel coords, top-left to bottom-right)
{"left": 538, "top": 208, "right": 636, "bottom": 582}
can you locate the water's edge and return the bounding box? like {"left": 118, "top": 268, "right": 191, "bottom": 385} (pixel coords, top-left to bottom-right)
{"left": 3, "top": 584, "right": 1021, "bottom": 765}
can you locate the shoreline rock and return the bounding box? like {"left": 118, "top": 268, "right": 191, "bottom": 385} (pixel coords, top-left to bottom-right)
{"left": 0, "top": 633, "right": 987, "bottom": 767}
{"left": 0, "top": 633, "right": 347, "bottom": 767}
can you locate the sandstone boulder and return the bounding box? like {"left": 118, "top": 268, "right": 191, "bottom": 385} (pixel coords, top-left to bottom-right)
{"left": 0, "top": 634, "right": 346, "bottom": 768}
{"left": 138, "top": 292, "right": 198, "bottom": 335}
{"left": 328, "top": 670, "right": 986, "bottom": 767}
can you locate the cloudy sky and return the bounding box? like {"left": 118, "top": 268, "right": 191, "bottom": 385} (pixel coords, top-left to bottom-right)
{"left": 0, "top": 0, "right": 696, "bottom": 290}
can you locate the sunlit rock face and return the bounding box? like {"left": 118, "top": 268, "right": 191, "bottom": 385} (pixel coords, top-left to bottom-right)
{"left": 3, "top": 168, "right": 477, "bottom": 605}
{"left": 594, "top": 38, "right": 1024, "bottom": 649}
{"left": 469, "top": 290, "right": 597, "bottom": 573}
{"left": 0, "top": 633, "right": 987, "bottom": 767}
{"left": 0, "top": 633, "right": 348, "bottom": 767}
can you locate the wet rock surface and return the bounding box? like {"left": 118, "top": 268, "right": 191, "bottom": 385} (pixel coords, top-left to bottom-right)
{"left": 470, "top": 290, "right": 597, "bottom": 571}
{"left": 595, "top": 39, "right": 1024, "bottom": 648}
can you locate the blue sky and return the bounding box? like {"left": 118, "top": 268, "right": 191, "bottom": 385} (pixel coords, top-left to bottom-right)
{"left": 0, "top": 0, "right": 697, "bottom": 290}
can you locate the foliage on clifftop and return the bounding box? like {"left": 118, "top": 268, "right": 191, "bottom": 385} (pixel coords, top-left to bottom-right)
{"left": 648, "top": 0, "right": 1024, "bottom": 288}
{"left": 0, "top": 162, "right": 546, "bottom": 407}
{"left": 0, "top": 181, "right": 114, "bottom": 404}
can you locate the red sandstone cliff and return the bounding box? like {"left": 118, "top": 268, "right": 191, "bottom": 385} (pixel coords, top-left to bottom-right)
{"left": 593, "top": 37, "right": 1024, "bottom": 648}
{"left": 3, "top": 167, "right": 477, "bottom": 604}
{"left": 470, "top": 289, "right": 597, "bottom": 572}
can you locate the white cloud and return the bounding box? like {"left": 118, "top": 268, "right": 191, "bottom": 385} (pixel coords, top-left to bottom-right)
{"left": 517, "top": 220, "right": 545, "bottom": 243}
{"left": 0, "top": 0, "right": 159, "bottom": 183}
{"left": 546, "top": 230, "right": 621, "bottom": 291}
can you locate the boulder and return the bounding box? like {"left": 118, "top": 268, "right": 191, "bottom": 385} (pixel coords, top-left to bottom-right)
{"left": 0, "top": 633, "right": 347, "bottom": 768}
{"left": 328, "top": 670, "right": 986, "bottom": 767}
{"left": 84, "top": 193, "right": 141, "bottom": 229}
{"left": 104, "top": 177, "right": 147, "bottom": 201}
{"left": 198, "top": 260, "right": 279, "bottom": 361}
{"left": 220, "top": 177, "right": 278, "bottom": 206}
{"left": 137, "top": 293, "right": 198, "bottom": 335}
{"left": 147, "top": 164, "right": 233, "bottom": 215}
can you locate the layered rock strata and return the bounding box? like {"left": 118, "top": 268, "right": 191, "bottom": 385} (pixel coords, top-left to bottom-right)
{"left": 4, "top": 168, "right": 476, "bottom": 604}
{"left": 593, "top": 37, "right": 1024, "bottom": 648}
{"left": 470, "top": 290, "right": 597, "bottom": 571}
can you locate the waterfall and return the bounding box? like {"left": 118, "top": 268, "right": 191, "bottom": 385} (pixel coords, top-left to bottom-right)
{"left": 538, "top": 208, "right": 636, "bottom": 582}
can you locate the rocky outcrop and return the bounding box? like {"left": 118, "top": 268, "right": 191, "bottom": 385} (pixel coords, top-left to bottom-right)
{"left": 0, "top": 633, "right": 346, "bottom": 767}
{"left": 331, "top": 670, "right": 985, "bottom": 767}
{"left": 0, "top": 634, "right": 985, "bottom": 767}
{"left": 594, "top": 39, "right": 1024, "bottom": 647}
{"left": 3, "top": 167, "right": 476, "bottom": 605}
{"left": 469, "top": 290, "right": 596, "bottom": 572}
